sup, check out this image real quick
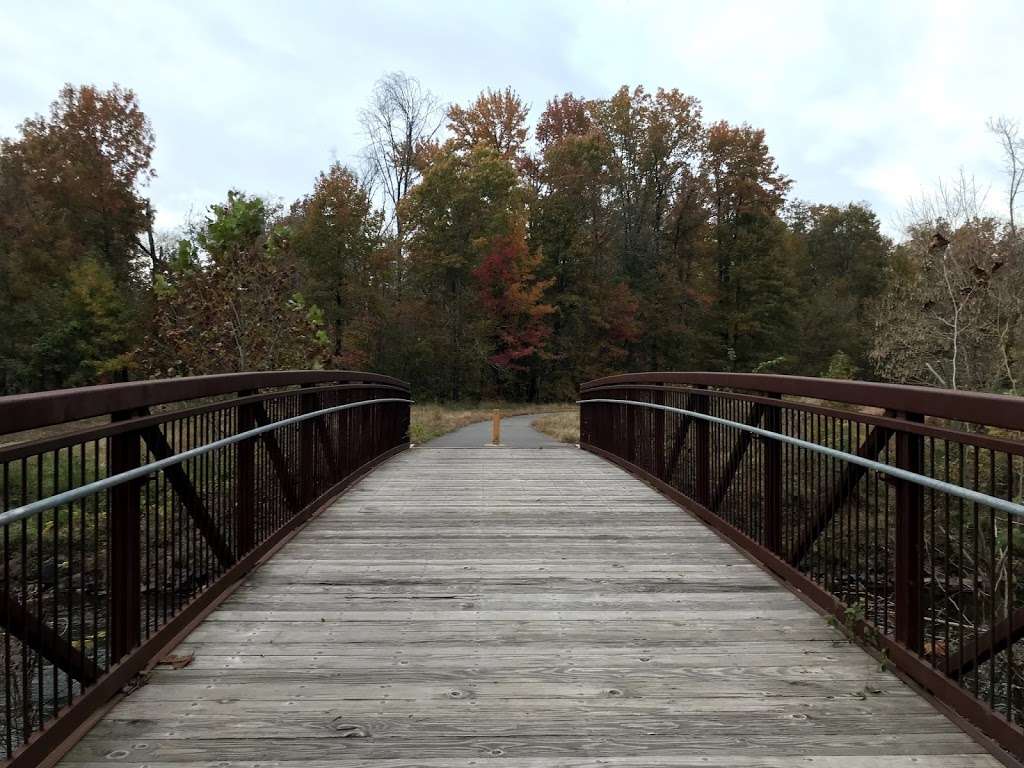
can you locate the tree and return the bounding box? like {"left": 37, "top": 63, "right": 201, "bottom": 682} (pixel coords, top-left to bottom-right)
{"left": 290, "top": 164, "right": 387, "bottom": 367}
{"left": 143, "top": 192, "right": 328, "bottom": 375}
{"left": 447, "top": 88, "right": 530, "bottom": 168}
{"left": 403, "top": 146, "right": 527, "bottom": 399}
{"left": 0, "top": 83, "right": 155, "bottom": 392}
{"left": 988, "top": 116, "right": 1024, "bottom": 237}
{"left": 789, "top": 203, "right": 892, "bottom": 376}
{"left": 472, "top": 231, "right": 554, "bottom": 398}
{"left": 872, "top": 218, "right": 1022, "bottom": 392}
{"left": 359, "top": 72, "right": 442, "bottom": 264}
{"left": 702, "top": 120, "right": 794, "bottom": 370}
{"left": 531, "top": 92, "right": 641, "bottom": 395}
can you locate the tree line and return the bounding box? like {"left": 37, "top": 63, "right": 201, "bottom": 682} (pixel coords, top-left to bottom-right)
{"left": 1, "top": 77, "right": 1021, "bottom": 400}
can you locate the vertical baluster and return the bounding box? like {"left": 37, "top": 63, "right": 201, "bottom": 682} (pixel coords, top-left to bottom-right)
{"left": 695, "top": 388, "right": 710, "bottom": 507}
{"left": 300, "top": 384, "right": 317, "bottom": 505}
{"left": 894, "top": 412, "right": 925, "bottom": 653}
{"left": 763, "top": 394, "right": 782, "bottom": 554}
{"left": 653, "top": 387, "right": 665, "bottom": 480}
{"left": 108, "top": 413, "right": 142, "bottom": 662}
{"left": 236, "top": 392, "right": 257, "bottom": 557}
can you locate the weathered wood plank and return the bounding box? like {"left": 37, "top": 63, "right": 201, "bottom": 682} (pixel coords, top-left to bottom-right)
{"left": 59, "top": 447, "right": 998, "bottom": 767}
{"left": 58, "top": 757, "right": 1002, "bottom": 768}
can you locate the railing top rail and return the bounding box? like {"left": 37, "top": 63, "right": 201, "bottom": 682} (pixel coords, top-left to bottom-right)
{"left": 0, "top": 370, "right": 411, "bottom": 436}
{"left": 580, "top": 372, "right": 1024, "bottom": 432}
{"left": 578, "top": 397, "right": 1024, "bottom": 518}
{"left": 0, "top": 396, "right": 414, "bottom": 528}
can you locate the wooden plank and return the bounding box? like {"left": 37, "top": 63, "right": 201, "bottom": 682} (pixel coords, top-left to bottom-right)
{"left": 56, "top": 756, "right": 1004, "bottom": 768}
{"left": 63, "top": 733, "right": 992, "bottom": 762}
{"left": 58, "top": 447, "right": 999, "bottom": 767}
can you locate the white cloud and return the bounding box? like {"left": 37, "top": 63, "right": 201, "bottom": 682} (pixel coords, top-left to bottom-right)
{"left": 1, "top": 0, "right": 1020, "bottom": 237}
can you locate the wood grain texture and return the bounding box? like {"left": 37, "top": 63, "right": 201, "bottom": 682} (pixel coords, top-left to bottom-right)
{"left": 60, "top": 448, "right": 999, "bottom": 766}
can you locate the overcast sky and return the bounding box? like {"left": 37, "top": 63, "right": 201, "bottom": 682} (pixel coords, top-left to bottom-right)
{"left": 1, "top": 0, "right": 1021, "bottom": 237}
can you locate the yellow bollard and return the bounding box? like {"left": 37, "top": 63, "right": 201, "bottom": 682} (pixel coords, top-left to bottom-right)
{"left": 491, "top": 410, "right": 501, "bottom": 445}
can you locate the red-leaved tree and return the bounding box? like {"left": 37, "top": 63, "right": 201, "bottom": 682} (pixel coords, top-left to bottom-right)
{"left": 473, "top": 233, "right": 555, "bottom": 380}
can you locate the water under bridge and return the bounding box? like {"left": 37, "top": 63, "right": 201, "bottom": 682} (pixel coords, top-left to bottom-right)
{"left": 1, "top": 371, "right": 1023, "bottom": 767}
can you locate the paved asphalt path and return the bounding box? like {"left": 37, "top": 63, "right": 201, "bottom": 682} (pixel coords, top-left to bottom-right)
{"left": 426, "top": 412, "right": 572, "bottom": 448}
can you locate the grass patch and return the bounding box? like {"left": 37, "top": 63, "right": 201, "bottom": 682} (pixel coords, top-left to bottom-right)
{"left": 531, "top": 410, "right": 580, "bottom": 444}
{"left": 410, "top": 402, "right": 575, "bottom": 444}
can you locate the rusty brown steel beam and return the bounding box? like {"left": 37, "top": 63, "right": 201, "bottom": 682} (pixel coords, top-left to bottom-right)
{"left": 788, "top": 424, "right": 894, "bottom": 567}
{"left": 660, "top": 394, "right": 698, "bottom": 482}
{"left": 140, "top": 425, "right": 236, "bottom": 569}
{"left": 1, "top": 596, "right": 100, "bottom": 686}
{"left": 315, "top": 419, "right": 341, "bottom": 477}
{"left": 947, "top": 607, "right": 1024, "bottom": 680}
{"left": 708, "top": 403, "right": 765, "bottom": 512}
{"left": 0, "top": 383, "right": 410, "bottom": 465}
{"left": 0, "top": 370, "right": 410, "bottom": 436}
{"left": 580, "top": 371, "right": 1024, "bottom": 432}
{"left": 252, "top": 404, "right": 301, "bottom": 513}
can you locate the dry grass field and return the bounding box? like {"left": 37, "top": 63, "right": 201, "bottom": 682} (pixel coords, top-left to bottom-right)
{"left": 531, "top": 409, "right": 579, "bottom": 444}
{"left": 410, "top": 402, "right": 575, "bottom": 444}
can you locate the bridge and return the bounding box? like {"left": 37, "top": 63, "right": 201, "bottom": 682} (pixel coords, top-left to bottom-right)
{"left": 1, "top": 371, "right": 1023, "bottom": 766}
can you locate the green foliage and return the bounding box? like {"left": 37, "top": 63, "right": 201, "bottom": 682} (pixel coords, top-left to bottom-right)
{"left": 0, "top": 83, "right": 154, "bottom": 392}
{"left": 790, "top": 203, "right": 892, "bottom": 377}
{"left": 824, "top": 351, "right": 858, "bottom": 380}
{"left": 141, "top": 191, "right": 328, "bottom": 375}
{"left": 1, "top": 79, "right": 911, "bottom": 400}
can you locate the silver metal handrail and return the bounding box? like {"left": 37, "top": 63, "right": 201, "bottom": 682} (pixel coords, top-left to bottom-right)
{"left": 0, "top": 397, "right": 413, "bottom": 527}
{"left": 578, "top": 397, "right": 1024, "bottom": 518}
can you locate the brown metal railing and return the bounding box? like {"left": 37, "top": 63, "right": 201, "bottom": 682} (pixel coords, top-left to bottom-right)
{"left": 580, "top": 372, "right": 1024, "bottom": 762}
{"left": 0, "top": 371, "right": 411, "bottom": 765}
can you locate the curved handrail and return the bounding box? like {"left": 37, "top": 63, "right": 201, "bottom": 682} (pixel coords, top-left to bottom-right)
{"left": 578, "top": 397, "right": 1024, "bottom": 518}
{"left": 0, "top": 370, "right": 411, "bottom": 436}
{"left": 0, "top": 371, "right": 412, "bottom": 765}
{"left": 581, "top": 372, "right": 1024, "bottom": 431}
{"left": 0, "top": 397, "right": 414, "bottom": 527}
{"left": 578, "top": 372, "right": 1024, "bottom": 759}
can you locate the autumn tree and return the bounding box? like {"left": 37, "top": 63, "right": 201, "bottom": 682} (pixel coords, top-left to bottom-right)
{"left": 872, "top": 142, "right": 1024, "bottom": 395}
{"left": 290, "top": 164, "right": 387, "bottom": 368}
{"left": 1, "top": 76, "right": 934, "bottom": 401}
{"left": 402, "top": 146, "right": 530, "bottom": 399}
{"left": 789, "top": 202, "right": 892, "bottom": 377}
{"left": 473, "top": 230, "right": 554, "bottom": 398}
{"left": 531, "top": 93, "right": 640, "bottom": 396}
{"left": 447, "top": 87, "right": 530, "bottom": 169}
{"left": 144, "top": 192, "right": 328, "bottom": 375}
{"left": 872, "top": 218, "right": 1022, "bottom": 392}
{"left": 702, "top": 121, "right": 794, "bottom": 371}
{"left": 0, "top": 83, "right": 154, "bottom": 392}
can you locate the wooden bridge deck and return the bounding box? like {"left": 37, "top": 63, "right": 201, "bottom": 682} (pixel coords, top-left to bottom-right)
{"left": 61, "top": 447, "right": 998, "bottom": 767}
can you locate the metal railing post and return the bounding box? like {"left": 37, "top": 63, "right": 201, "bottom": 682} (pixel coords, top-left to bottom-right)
{"left": 895, "top": 412, "right": 925, "bottom": 653}
{"left": 625, "top": 389, "right": 637, "bottom": 464}
{"left": 653, "top": 387, "right": 665, "bottom": 480}
{"left": 108, "top": 412, "right": 142, "bottom": 662}
{"left": 695, "top": 387, "right": 711, "bottom": 507}
{"left": 236, "top": 392, "right": 257, "bottom": 557}
{"left": 300, "top": 384, "right": 317, "bottom": 503}
{"left": 763, "top": 394, "right": 783, "bottom": 553}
